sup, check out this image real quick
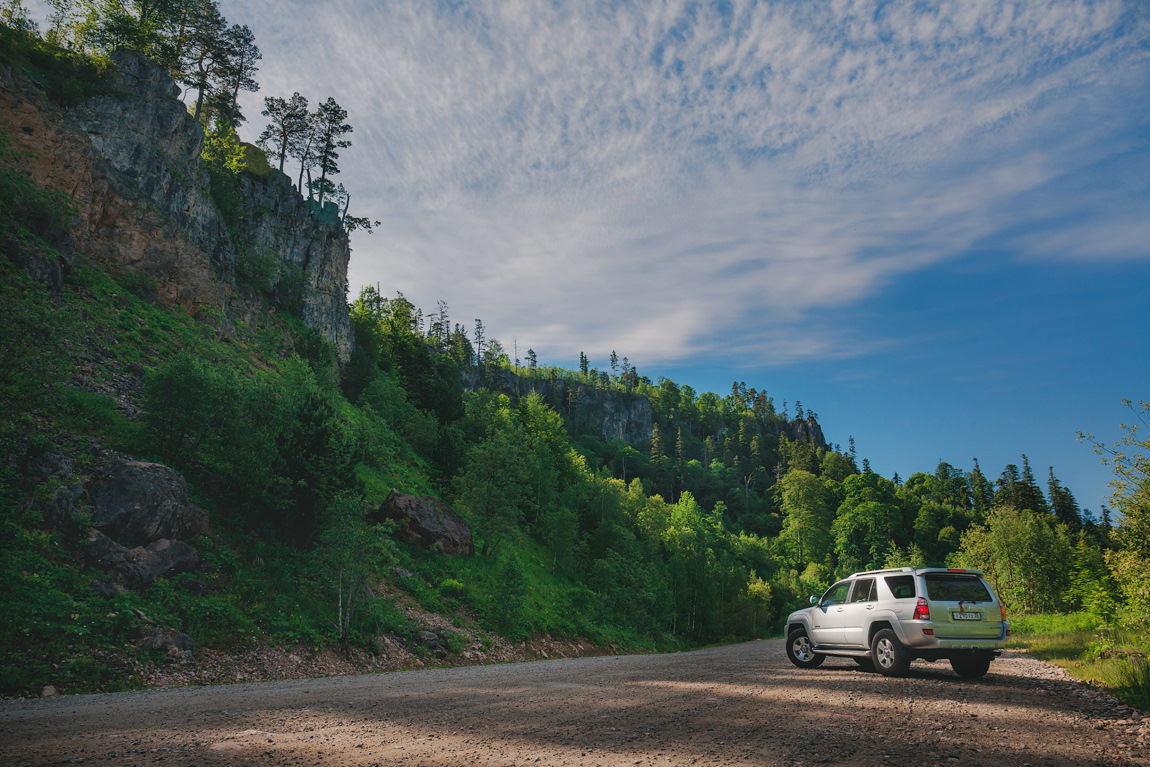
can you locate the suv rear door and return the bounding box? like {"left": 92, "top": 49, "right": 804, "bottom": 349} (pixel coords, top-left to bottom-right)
{"left": 921, "top": 571, "right": 1003, "bottom": 639}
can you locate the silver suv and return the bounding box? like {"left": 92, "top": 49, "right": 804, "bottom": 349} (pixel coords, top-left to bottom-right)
{"left": 784, "top": 567, "right": 1010, "bottom": 678}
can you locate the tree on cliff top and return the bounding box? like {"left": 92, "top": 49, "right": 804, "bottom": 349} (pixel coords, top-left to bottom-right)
{"left": 309, "top": 97, "right": 352, "bottom": 207}
{"left": 258, "top": 92, "right": 309, "bottom": 172}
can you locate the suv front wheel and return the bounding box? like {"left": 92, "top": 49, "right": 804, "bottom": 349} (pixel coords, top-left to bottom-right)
{"left": 786, "top": 629, "right": 825, "bottom": 669}
{"left": 871, "top": 628, "right": 911, "bottom": 677}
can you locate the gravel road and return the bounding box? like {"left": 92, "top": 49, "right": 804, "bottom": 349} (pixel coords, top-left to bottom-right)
{"left": 2, "top": 640, "right": 1147, "bottom": 766}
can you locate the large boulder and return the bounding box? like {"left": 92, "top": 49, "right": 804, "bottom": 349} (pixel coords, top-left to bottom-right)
{"left": 380, "top": 490, "right": 474, "bottom": 556}
{"left": 88, "top": 459, "right": 208, "bottom": 547}
{"left": 86, "top": 530, "right": 200, "bottom": 589}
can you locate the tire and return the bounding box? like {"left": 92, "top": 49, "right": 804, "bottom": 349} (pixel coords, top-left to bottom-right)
{"left": 871, "top": 628, "right": 911, "bottom": 677}
{"left": 950, "top": 653, "right": 992, "bottom": 679}
{"left": 853, "top": 656, "right": 875, "bottom": 671}
{"left": 786, "top": 628, "right": 825, "bottom": 669}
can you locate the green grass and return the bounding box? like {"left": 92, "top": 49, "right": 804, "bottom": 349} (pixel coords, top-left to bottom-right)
{"left": 1008, "top": 611, "right": 1150, "bottom": 710}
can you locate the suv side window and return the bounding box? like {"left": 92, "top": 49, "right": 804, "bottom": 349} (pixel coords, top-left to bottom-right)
{"left": 884, "top": 575, "right": 916, "bottom": 599}
{"left": 821, "top": 581, "right": 851, "bottom": 607}
{"left": 850, "top": 578, "right": 875, "bottom": 603}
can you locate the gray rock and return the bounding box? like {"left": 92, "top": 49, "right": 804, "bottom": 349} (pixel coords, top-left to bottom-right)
{"left": 86, "top": 530, "right": 200, "bottom": 589}
{"left": 46, "top": 483, "right": 84, "bottom": 526}
{"left": 88, "top": 459, "right": 207, "bottom": 547}
{"left": 380, "top": 491, "right": 474, "bottom": 556}
{"left": 233, "top": 172, "right": 354, "bottom": 362}
{"left": 69, "top": 51, "right": 231, "bottom": 271}
{"left": 7, "top": 242, "right": 64, "bottom": 291}
{"left": 142, "top": 629, "right": 196, "bottom": 661}
{"left": 24, "top": 451, "right": 74, "bottom": 482}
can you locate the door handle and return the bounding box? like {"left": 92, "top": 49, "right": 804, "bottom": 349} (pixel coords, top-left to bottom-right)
{"left": 866, "top": 605, "right": 875, "bottom": 610}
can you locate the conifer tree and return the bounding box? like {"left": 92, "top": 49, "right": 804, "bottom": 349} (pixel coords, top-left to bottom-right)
{"left": 970, "top": 458, "right": 994, "bottom": 515}
{"left": 995, "top": 463, "right": 1021, "bottom": 508}
{"left": 210, "top": 22, "right": 259, "bottom": 129}
{"left": 1048, "top": 467, "right": 1082, "bottom": 530}
{"left": 310, "top": 97, "right": 352, "bottom": 206}
{"left": 1018, "top": 455, "right": 1049, "bottom": 514}
{"left": 258, "top": 92, "right": 309, "bottom": 171}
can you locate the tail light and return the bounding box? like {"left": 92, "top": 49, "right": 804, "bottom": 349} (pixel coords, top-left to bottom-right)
{"left": 913, "top": 597, "right": 930, "bottom": 621}
{"left": 1000, "top": 604, "right": 1007, "bottom": 621}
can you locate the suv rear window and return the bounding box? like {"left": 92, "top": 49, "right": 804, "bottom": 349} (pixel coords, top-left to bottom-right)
{"left": 884, "top": 575, "right": 916, "bottom": 599}
{"left": 924, "top": 573, "right": 992, "bottom": 602}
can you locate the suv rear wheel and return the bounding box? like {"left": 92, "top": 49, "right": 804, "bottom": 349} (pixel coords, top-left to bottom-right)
{"left": 950, "top": 652, "right": 992, "bottom": 679}
{"left": 871, "top": 628, "right": 911, "bottom": 677}
{"left": 786, "top": 629, "right": 825, "bottom": 669}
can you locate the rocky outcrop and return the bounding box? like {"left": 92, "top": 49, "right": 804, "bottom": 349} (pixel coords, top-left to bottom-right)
{"left": 88, "top": 459, "right": 208, "bottom": 547}
{"left": 0, "top": 51, "right": 354, "bottom": 361}
{"left": 788, "top": 415, "right": 828, "bottom": 451}
{"left": 464, "top": 368, "right": 655, "bottom": 445}
{"left": 86, "top": 530, "right": 200, "bottom": 589}
{"left": 379, "top": 490, "right": 474, "bottom": 556}
{"left": 68, "top": 50, "right": 232, "bottom": 270}
{"left": 232, "top": 172, "right": 353, "bottom": 362}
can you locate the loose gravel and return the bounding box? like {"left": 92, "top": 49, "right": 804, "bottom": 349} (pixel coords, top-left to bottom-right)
{"left": 1, "top": 641, "right": 1145, "bottom": 766}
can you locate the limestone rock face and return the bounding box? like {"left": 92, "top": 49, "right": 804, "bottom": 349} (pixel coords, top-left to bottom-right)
{"left": 380, "top": 490, "right": 474, "bottom": 556}
{"left": 233, "top": 172, "right": 353, "bottom": 362}
{"left": 69, "top": 50, "right": 232, "bottom": 270}
{"left": 88, "top": 459, "right": 208, "bottom": 547}
{"left": 464, "top": 368, "right": 655, "bottom": 446}
{"left": 0, "top": 51, "right": 354, "bottom": 361}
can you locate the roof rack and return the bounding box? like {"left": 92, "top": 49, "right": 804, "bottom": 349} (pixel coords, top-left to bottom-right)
{"left": 850, "top": 567, "right": 915, "bottom": 577}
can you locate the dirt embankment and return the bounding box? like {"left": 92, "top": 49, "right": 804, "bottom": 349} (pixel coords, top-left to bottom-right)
{"left": 2, "top": 640, "right": 1147, "bottom": 766}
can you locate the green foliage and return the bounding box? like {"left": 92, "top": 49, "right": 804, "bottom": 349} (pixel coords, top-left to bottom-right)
{"left": 0, "top": 21, "right": 108, "bottom": 104}
{"left": 202, "top": 122, "right": 245, "bottom": 232}
{"left": 950, "top": 505, "right": 1074, "bottom": 614}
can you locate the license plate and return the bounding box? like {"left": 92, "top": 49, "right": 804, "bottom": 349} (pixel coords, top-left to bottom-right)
{"left": 951, "top": 612, "right": 983, "bottom": 621}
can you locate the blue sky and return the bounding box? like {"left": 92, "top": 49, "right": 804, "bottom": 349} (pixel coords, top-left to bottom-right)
{"left": 32, "top": 0, "right": 1150, "bottom": 511}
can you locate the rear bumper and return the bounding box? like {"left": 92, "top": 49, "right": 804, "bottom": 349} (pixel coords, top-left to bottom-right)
{"left": 900, "top": 620, "right": 1009, "bottom": 652}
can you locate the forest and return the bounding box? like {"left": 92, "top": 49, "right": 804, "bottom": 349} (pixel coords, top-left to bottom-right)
{"left": 1, "top": 1, "right": 1148, "bottom": 698}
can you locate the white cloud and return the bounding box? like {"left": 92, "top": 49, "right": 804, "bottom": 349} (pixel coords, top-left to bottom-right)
{"left": 222, "top": 0, "right": 1148, "bottom": 365}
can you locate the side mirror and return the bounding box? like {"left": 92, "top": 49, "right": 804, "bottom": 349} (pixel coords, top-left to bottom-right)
{"left": 809, "top": 596, "right": 818, "bottom": 606}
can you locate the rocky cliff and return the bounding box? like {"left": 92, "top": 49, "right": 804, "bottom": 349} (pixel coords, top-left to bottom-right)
{"left": 464, "top": 368, "right": 656, "bottom": 445}
{"left": 465, "top": 368, "right": 830, "bottom": 452}
{"left": 0, "top": 50, "right": 353, "bottom": 361}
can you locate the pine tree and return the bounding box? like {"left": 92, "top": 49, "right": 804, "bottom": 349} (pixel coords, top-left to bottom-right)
{"left": 1017, "top": 455, "right": 1049, "bottom": 514}
{"left": 310, "top": 97, "right": 352, "bottom": 206}
{"left": 995, "top": 463, "right": 1021, "bottom": 508}
{"left": 258, "top": 92, "right": 309, "bottom": 171}
{"left": 967, "top": 458, "right": 993, "bottom": 516}
{"left": 211, "top": 23, "right": 260, "bottom": 129}
{"left": 181, "top": 0, "right": 227, "bottom": 123}
{"left": 473, "top": 319, "right": 485, "bottom": 371}
{"left": 610, "top": 350, "right": 618, "bottom": 376}
{"left": 1048, "top": 467, "right": 1082, "bottom": 530}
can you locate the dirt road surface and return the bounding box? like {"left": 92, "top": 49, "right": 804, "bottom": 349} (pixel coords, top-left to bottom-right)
{"left": 2, "top": 640, "right": 1147, "bottom": 766}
